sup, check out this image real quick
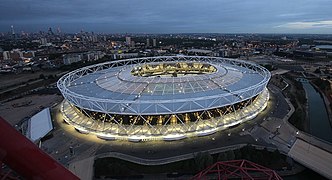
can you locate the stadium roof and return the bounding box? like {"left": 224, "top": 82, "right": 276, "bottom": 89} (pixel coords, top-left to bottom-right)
{"left": 58, "top": 56, "right": 270, "bottom": 115}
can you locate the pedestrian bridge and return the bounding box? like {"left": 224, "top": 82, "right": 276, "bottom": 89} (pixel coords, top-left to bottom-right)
{"left": 288, "top": 138, "right": 332, "bottom": 179}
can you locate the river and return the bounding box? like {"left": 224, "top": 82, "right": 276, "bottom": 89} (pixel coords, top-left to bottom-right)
{"left": 301, "top": 80, "right": 332, "bottom": 143}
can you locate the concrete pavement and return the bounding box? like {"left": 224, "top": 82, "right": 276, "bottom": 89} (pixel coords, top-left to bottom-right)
{"left": 288, "top": 139, "right": 332, "bottom": 180}
{"left": 69, "top": 157, "right": 94, "bottom": 180}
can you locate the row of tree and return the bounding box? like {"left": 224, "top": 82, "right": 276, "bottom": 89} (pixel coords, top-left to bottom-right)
{"left": 194, "top": 145, "right": 284, "bottom": 171}
{"left": 94, "top": 145, "right": 287, "bottom": 178}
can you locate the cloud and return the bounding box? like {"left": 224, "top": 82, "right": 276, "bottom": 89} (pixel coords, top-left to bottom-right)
{"left": 277, "top": 13, "right": 306, "bottom": 17}
{"left": 1, "top": 0, "right": 332, "bottom": 33}
{"left": 276, "top": 20, "right": 332, "bottom": 29}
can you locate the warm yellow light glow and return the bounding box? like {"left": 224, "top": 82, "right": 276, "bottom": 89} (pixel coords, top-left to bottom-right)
{"left": 59, "top": 89, "right": 269, "bottom": 141}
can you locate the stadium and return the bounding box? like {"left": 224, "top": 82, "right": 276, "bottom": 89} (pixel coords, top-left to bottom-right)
{"left": 57, "top": 56, "right": 270, "bottom": 141}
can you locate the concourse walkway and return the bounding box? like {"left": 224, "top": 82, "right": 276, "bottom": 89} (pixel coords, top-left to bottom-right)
{"left": 288, "top": 139, "right": 332, "bottom": 179}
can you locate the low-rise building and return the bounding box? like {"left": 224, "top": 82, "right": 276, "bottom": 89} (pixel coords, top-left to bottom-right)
{"left": 63, "top": 53, "right": 82, "bottom": 65}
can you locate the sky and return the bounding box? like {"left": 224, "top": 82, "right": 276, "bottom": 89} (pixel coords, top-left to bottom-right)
{"left": 1, "top": 0, "right": 332, "bottom": 34}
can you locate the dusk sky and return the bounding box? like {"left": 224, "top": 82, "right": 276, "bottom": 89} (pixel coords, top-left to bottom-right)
{"left": 1, "top": 0, "right": 332, "bottom": 34}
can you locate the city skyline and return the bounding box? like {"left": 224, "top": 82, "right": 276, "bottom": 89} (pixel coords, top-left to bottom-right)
{"left": 1, "top": 0, "right": 332, "bottom": 34}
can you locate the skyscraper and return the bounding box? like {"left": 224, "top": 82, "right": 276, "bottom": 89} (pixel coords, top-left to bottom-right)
{"left": 153, "top": 38, "right": 157, "bottom": 47}
{"left": 57, "top": 27, "right": 61, "bottom": 34}
{"left": 48, "top": 27, "right": 54, "bottom": 35}
{"left": 10, "top": 25, "right": 15, "bottom": 39}
{"left": 146, "top": 38, "right": 150, "bottom": 47}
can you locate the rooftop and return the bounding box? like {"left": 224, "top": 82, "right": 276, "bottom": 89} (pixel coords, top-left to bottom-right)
{"left": 58, "top": 56, "right": 270, "bottom": 114}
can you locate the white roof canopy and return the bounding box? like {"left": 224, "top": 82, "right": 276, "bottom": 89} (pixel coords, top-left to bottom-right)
{"left": 28, "top": 108, "right": 53, "bottom": 141}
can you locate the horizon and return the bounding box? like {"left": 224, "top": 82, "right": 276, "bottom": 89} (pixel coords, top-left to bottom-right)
{"left": 1, "top": 29, "right": 332, "bottom": 36}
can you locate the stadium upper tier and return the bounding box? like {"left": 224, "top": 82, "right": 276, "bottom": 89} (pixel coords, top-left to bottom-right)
{"left": 57, "top": 56, "right": 270, "bottom": 115}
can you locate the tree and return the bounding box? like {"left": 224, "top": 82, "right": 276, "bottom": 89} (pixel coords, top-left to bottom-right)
{"left": 217, "top": 152, "right": 227, "bottom": 161}
{"left": 234, "top": 149, "right": 242, "bottom": 159}
{"left": 194, "top": 152, "right": 213, "bottom": 171}
{"left": 241, "top": 145, "right": 255, "bottom": 161}
{"left": 182, "top": 160, "right": 193, "bottom": 172}
{"left": 225, "top": 150, "right": 235, "bottom": 161}
{"left": 253, "top": 152, "right": 264, "bottom": 165}
{"left": 272, "top": 149, "right": 281, "bottom": 162}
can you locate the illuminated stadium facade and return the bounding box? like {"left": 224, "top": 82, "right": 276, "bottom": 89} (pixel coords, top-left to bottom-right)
{"left": 57, "top": 56, "right": 270, "bottom": 141}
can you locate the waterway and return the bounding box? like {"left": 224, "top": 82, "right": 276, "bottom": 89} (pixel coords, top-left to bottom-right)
{"left": 300, "top": 80, "right": 332, "bottom": 143}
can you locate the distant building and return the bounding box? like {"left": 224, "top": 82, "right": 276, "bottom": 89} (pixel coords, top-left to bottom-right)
{"left": 56, "top": 27, "right": 61, "bottom": 34}
{"left": 91, "top": 35, "right": 98, "bottom": 42}
{"left": 219, "top": 49, "right": 229, "bottom": 57}
{"left": 40, "top": 38, "right": 48, "bottom": 45}
{"left": 9, "top": 50, "right": 22, "bottom": 61}
{"left": 114, "top": 53, "right": 139, "bottom": 59}
{"left": 146, "top": 38, "right": 150, "bottom": 47}
{"left": 10, "top": 25, "right": 15, "bottom": 39}
{"left": 3, "top": 51, "right": 10, "bottom": 60}
{"left": 0, "top": 48, "right": 3, "bottom": 63}
{"left": 23, "top": 51, "right": 35, "bottom": 58}
{"left": 2, "top": 49, "right": 35, "bottom": 62}
{"left": 187, "top": 49, "right": 213, "bottom": 56}
{"left": 152, "top": 38, "right": 157, "bottom": 47}
{"left": 84, "top": 51, "right": 105, "bottom": 62}
{"left": 62, "top": 51, "right": 105, "bottom": 65}
{"left": 314, "top": 45, "right": 332, "bottom": 52}
{"left": 125, "top": 37, "right": 131, "bottom": 46}
{"left": 48, "top": 27, "right": 54, "bottom": 35}
{"left": 63, "top": 54, "right": 82, "bottom": 65}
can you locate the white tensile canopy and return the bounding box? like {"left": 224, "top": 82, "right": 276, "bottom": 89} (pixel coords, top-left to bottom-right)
{"left": 27, "top": 108, "right": 53, "bottom": 142}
